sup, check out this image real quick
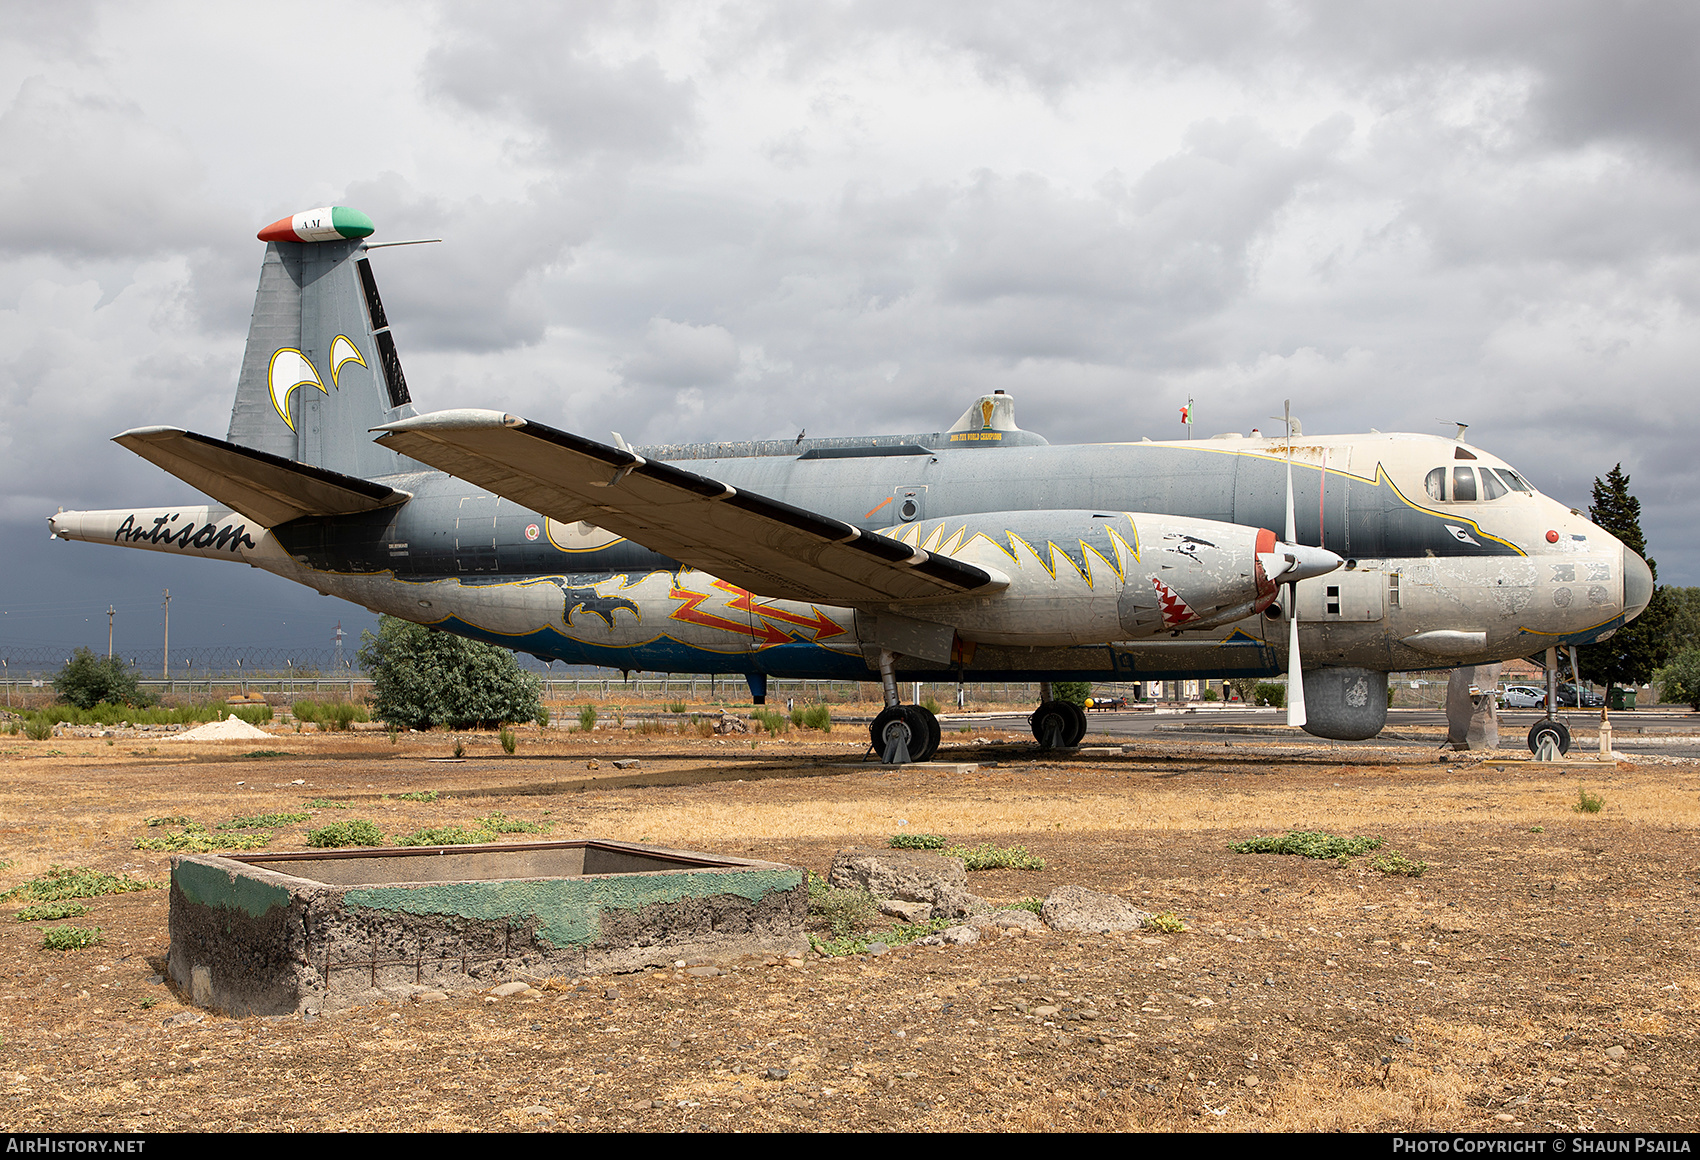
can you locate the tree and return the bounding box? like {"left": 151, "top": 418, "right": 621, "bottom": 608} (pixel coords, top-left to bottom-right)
{"left": 1053, "top": 682, "right": 1091, "bottom": 707}
{"left": 1666, "top": 586, "right": 1700, "bottom": 655}
{"left": 1577, "top": 465, "right": 1673, "bottom": 696}
{"left": 357, "top": 617, "right": 541, "bottom": 730}
{"left": 53, "top": 648, "right": 150, "bottom": 709}
{"left": 1656, "top": 648, "right": 1700, "bottom": 711}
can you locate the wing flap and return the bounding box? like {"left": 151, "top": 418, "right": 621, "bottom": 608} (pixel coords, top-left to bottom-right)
{"left": 115, "top": 427, "right": 409, "bottom": 527}
{"left": 374, "top": 409, "right": 998, "bottom": 604}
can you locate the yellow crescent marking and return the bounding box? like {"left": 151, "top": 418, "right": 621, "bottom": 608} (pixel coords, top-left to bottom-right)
{"left": 1107, "top": 523, "right": 1139, "bottom": 567}
{"left": 329, "top": 335, "right": 367, "bottom": 388}
{"left": 1374, "top": 463, "right": 1525, "bottom": 555}
{"left": 1081, "top": 538, "right": 1123, "bottom": 584}
{"left": 1004, "top": 532, "right": 1055, "bottom": 578}
{"left": 268, "top": 348, "right": 327, "bottom": 431}
{"left": 921, "top": 524, "right": 946, "bottom": 553}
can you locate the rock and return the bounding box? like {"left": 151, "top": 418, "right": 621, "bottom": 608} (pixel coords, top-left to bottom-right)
{"left": 764, "top": 1067, "right": 789, "bottom": 1081}
{"left": 686, "top": 966, "right": 721, "bottom": 977}
{"left": 878, "top": 899, "right": 932, "bottom": 924}
{"left": 969, "top": 908, "right": 1044, "bottom": 932}
{"left": 715, "top": 714, "right": 750, "bottom": 735}
{"left": 915, "top": 924, "right": 981, "bottom": 947}
{"left": 612, "top": 759, "right": 641, "bottom": 770}
{"left": 1040, "top": 885, "right": 1151, "bottom": 933}
{"left": 1605, "top": 1045, "right": 1627, "bottom": 1059}
{"left": 829, "top": 847, "right": 986, "bottom": 919}
{"left": 865, "top": 942, "right": 889, "bottom": 956}
{"left": 490, "top": 981, "right": 530, "bottom": 998}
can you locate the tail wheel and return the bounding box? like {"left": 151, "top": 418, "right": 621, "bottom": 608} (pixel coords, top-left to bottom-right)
{"left": 1527, "top": 719, "right": 1571, "bottom": 757}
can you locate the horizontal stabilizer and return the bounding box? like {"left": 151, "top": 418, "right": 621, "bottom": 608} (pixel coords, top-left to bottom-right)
{"left": 374, "top": 409, "right": 1001, "bottom": 605}
{"left": 114, "top": 427, "right": 409, "bottom": 527}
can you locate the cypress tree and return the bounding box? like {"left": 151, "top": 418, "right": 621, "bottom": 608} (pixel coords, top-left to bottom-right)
{"left": 1577, "top": 465, "right": 1672, "bottom": 697}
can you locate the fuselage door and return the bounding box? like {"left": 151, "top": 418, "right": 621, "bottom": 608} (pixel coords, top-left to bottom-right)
{"left": 455, "top": 494, "right": 499, "bottom": 573}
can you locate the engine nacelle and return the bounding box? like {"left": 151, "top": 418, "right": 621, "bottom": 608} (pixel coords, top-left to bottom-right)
{"left": 883, "top": 509, "right": 1282, "bottom": 647}
{"left": 1301, "top": 667, "right": 1389, "bottom": 741}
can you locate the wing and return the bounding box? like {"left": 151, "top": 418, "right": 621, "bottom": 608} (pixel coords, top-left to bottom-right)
{"left": 115, "top": 426, "right": 410, "bottom": 527}
{"left": 374, "top": 409, "right": 1001, "bottom": 604}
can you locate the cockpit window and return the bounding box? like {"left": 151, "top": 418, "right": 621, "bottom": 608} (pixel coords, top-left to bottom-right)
{"left": 1452, "top": 466, "right": 1477, "bottom": 502}
{"left": 1425, "top": 467, "right": 1445, "bottom": 500}
{"left": 1494, "top": 468, "right": 1532, "bottom": 493}
{"left": 1479, "top": 469, "right": 1508, "bottom": 500}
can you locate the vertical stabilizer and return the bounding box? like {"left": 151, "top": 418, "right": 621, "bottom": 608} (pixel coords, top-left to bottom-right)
{"left": 226, "top": 207, "right": 418, "bottom": 480}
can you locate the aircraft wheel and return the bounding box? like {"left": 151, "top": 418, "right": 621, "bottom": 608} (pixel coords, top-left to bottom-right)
{"left": 906, "top": 705, "right": 941, "bottom": 762}
{"left": 1030, "top": 700, "right": 1074, "bottom": 749}
{"left": 1061, "top": 701, "right": 1088, "bottom": 746}
{"left": 871, "top": 706, "right": 920, "bottom": 765}
{"left": 1527, "top": 719, "right": 1571, "bottom": 757}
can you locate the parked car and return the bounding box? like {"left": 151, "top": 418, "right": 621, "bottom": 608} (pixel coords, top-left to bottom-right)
{"left": 1500, "top": 685, "right": 1545, "bottom": 709}
{"left": 1557, "top": 683, "right": 1605, "bottom": 708}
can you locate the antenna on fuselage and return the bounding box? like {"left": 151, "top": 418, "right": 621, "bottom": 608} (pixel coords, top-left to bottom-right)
{"left": 1441, "top": 420, "right": 1469, "bottom": 440}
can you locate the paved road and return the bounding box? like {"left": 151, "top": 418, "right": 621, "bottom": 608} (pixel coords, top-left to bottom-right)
{"left": 935, "top": 706, "right": 1700, "bottom": 758}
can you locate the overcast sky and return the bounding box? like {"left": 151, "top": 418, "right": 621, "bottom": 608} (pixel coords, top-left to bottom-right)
{"left": 4, "top": 0, "right": 1698, "bottom": 662}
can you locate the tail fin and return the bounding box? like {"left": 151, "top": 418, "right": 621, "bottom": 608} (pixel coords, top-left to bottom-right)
{"left": 225, "top": 207, "right": 419, "bottom": 479}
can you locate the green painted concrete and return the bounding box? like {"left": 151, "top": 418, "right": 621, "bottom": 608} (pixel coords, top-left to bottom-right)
{"left": 173, "top": 858, "right": 290, "bottom": 920}
{"left": 344, "top": 868, "right": 803, "bottom": 949}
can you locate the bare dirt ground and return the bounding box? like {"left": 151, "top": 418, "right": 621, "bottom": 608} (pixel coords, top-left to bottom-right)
{"left": 0, "top": 711, "right": 1696, "bottom": 1133}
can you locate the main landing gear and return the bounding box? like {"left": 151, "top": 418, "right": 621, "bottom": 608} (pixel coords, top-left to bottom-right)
{"left": 868, "top": 649, "right": 941, "bottom": 764}
{"left": 1029, "top": 683, "right": 1087, "bottom": 749}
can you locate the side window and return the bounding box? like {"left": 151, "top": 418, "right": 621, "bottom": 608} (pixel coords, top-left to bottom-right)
{"left": 1452, "top": 466, "right": 1477, "bottom": 502}
{"left": 1479, "top": 470, "right": 1508, "bottom": 500}
{"left": 1425, "top": 467, "right": 1445, "bottom": 501}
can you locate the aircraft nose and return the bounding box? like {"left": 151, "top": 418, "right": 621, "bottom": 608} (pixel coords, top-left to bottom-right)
{"left": 1622, "top": 546, "right": 1654, "bottom": 621}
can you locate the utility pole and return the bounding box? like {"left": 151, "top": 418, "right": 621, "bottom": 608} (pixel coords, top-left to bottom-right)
{"left": 161, "top": 589, "right": 170, "bottom": 679}
{"left": 107, "top": 606, "right": 116, "bottom": 660}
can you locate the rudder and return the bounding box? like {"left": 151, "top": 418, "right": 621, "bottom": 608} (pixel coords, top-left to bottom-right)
{"left": 226, "top": 207, "right": 418, "bottom": 480}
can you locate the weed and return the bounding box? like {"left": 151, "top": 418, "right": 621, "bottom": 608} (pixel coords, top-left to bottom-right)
{"left": 1009, "top": 897, "right": 1044, "bottom": 914}
{"left": 1, "top": 866, "right": 157, "bottom": 902}
{"left": 241, "top": 750, "right": 292, "bottom": 759}
{"left": 578, "top": 704, "right": 597, "bottom": 732}
{"left": 395, "top": 825, "right": 496, "bottom": 847}
{"left": 452, "top": 737, "right": 466, "bottom": 759}
{"left": 751, "top": 708, "right": 790, "bottom": 736}
{"left": 144, "top": 815, "right": 191, "bottom": 827}
{"left": 535, "top": 705, "right": 551, "bottom": 729}
{"left": 790, "top": 704, "right": 832, "bottom": 731}
{"left": 23, "top": 719, "right": 52, "bottom": 741}
{"left": 499, "top": 727, "right": 517, "bottom": 755}
{"left": 810, "top": 917, "right": 953, "bottom": 957}
{"left": 478, "top": 812, "right": 547, "bottom": 835}
{"left": 1144, "top": 911, "right": 1187, "bottom": 933}
{"left": 219, "top": 812, "right": 310, "bottom": 830}
{"left": 921, "top": 696, "right": 942, "bottom": 715}
{"left": 305, "top": 820, "right": 386, "bottom": 848}
{"left": 807, "top": 872, "right": 877, "bottom": 936}
{"left": 290, "top": 698, "right": 368, "bottom": 731}
{"left": 397, "top": 790, "right": 439, "bottom": 803}
{"left": 135, "top": 822, "right": 272, "bottom": 853}
{"left": 138, "top": 997, "right": 157, "bottom": 1009}
{"left": 41, "top": 925, "right": 102, "bottom": 950}
{"left": 1370, "top": 852, "right": 1429, "bottom": 877}
{"left": 1575, "top": 788, "right": 1605, "bottom": 814}
{"left": 389, "top": 725, "right": 399, "bottom": 746}
{"left": 1530, "top": 825, "right": 1545, "bottom": 833}
{"left": 666, "top": 701, "right": 687, "bottom": 714}
{"left": 635, "top": 719, "right": 667, "bottom": 736}
{"left": 944, "top": 842, "right": 1046, "bottom": 871}
{"left": 889, "top": 833, "right": 946, "bottom": 850}
{"left": 16, "top": 902, "right": 89, "bottom": 922}
{"left": 305, "top": 798, "right": 352, "bottom": 810}
{"left": 1229, "top": 830, "right": 1385, "bottom": 859}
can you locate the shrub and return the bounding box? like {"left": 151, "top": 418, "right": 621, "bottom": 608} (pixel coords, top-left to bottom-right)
{"left": 889, "top": 833, "right": 946, "bottom": 850}
{"left": 499, "top": 727, "right": 517, "bottom": 755}
{"left": 292, "top": 698, "right": 367, "bottom": 731}
{"left": 1575, "top": 788, "right": 1605, "bottom": 814}
{"left": 535, "top": 704, "right": 551, "bottom": 729}
{"left": 395, "top": 825, "right": 495, "bottom": 847}
{"left": 1656, "top": 647, "right": 1700, "bottom": 711}
{"left": 135, "top": 822, "right": 272, "bottom": 853}
{"left": 305, "top": 820, "right": 386, "bottom": 848}
{"left": 219, "top": 812, "right": 310, "bottom": 830}
{"left": 921, "top": 695, "right": 942, "bottom": 714}
{"left": 358, "top": 615, "right": 541, "bottom": 730}
{"left": 23, "top": 718, "right": 52, "bottom": 741}
{"left": 1144, "top": 911, "right": 1186, "bottom": 933}
{"left": 578, "top": 704, "right": 597, "bottom": 732}
{"left": 752, "top": 708, "right": 790, "bottom": 735}
{"left": 1253, "top": 682, "right": 1287, "bottom": 709}
{"left": 1053, "top": 682, "right": 1091, "bottom": 707}
{"left": 1229, "top": 830, "right": 1384, "bottom": 858}
{"left": 53, "top": 648, "right": 152, "bottom": 710}
{"left": 800, "top": 705, "right": 831, "bottom": 731}
{"left": 666, "top": 702, "right": 687, "bottom": 714}
{"left": 396, "top": 790, "right": 438, "bottom": 803}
